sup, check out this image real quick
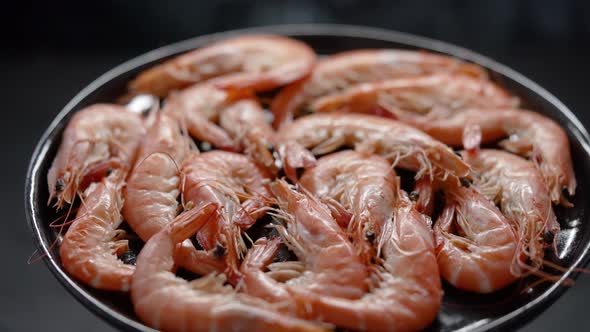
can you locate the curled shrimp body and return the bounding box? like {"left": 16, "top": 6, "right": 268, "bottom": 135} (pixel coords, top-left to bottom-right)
{"left": 123, "top": 112, "right": 190, "bottom": 241}
{"left": 47, "top": 104, "right": 145, "bottom": 209}
{"left": 59, "top": 172, "right": 133, "bottom": 291}
{"left": 310, "top": 73, "right": 518, "bottom": 116}
{"left": 129, "top": 35, "right": 316, "bottom": 97}
{"left": 271, "top": 49, "right": 486, "bottom": 128}
{"left": 240, "top": 180, "right": 368, "bottom": 305}
{"left": 311, "top": 76, "right": 574, "bottom": 204}
{"left": 299, "top": 151, "right": 397, "bottom": 263}
{"left": 434, "top": 185, "right": 518, "bottom": 293}
{"left": 461, "top": 149, "right": 559, "bottom": 274}
{"left": 131, "top": 203, "right": 325, "bottom": 332}
{"left": 122, "top": 113, "right": 223, "bottom": 275}
{"left": 267, "top": 189, "right": 442, "bottom": 332}
{"left": 278, "top": 113, "right": 469, "bottom": 180}
{"left": 181, "top": 151, "right": 273, "bottom": 280}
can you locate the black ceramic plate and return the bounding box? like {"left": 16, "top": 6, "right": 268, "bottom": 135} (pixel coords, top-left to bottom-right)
{"left": 25, "top": 24, "right": 590, "bottom": 332}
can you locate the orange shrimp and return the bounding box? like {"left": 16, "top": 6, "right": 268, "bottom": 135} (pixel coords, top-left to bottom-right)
{"left": 122, "top": 112, "right": 224, "bottom": 275}
{"left": 462, "top": 149, "right": 560, "bottom": 274}
{"left": 59, "top": 171, "right": 134, "bottom": 291}
{"left": 244, "top": 183, "right": 442, "bottom": 331}
{"left": 277, "top": 113, "right": 469, "bottom": 180}
{"left": 181, "top": 151, "right": 273, "bottom": 281}
{"left": 129, "top": 35, "right": 316, "bottom": 97}
{"left": 131, "top": 203, "right": 326, "bottom": 332}
{"left": 310, "top": 73, "right": 518, "bottom": 115}
{"left": 271, "top": 49, "right": 486, "bottom": 128}
{"left": 310, "top": 76, "right": 574, "bottom": 203}
{"left": 299, "top": 151, "right": 398, "bottom": 263}
{"left": 47, "top": 104, "right": 145, "bottom": 209}
{"left": 240, "top": 179, "right": 368, "bottom": 305}
{"left": 434, "top": 185, "right": 518, "bottom": 293}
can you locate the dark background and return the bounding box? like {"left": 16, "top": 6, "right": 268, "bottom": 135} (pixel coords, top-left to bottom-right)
{"left": 3, "top": 1, "right": 590, "bottom": 331}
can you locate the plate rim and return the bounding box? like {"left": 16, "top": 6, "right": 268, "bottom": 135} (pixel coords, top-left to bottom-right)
{"left": 24, "top": 23, "right": 590, "bottom": 332}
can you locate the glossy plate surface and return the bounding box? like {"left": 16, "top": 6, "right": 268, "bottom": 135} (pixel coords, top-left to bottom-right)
{"left": 25, "top": 24, "right": 590, "bottom": 331}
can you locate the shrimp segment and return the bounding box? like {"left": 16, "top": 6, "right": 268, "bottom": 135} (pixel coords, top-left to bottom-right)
{"left": 131, "top": 203, "right": 325, "bottom": 332}
{"left": 278, "top": 113, "right": 469, "bottom": 180}
{"left": 47, "top": 104, "right": 145, "bottom": 209}
{"left": 462, "top": 150, "right": 559, "bottom": 274}
{"left": 240, "top": 180, "right": 368, "bottom": 306}
{"left": 434, "top": 186, "right": 518, "bottom": 293}
{"left": 271, "top": 49, "right": 486, "bottom": 128}
{"left": 129, "top": 35, "right": 316, "bottom": 97}
{"left": 181, "top": 151, "right": 272, "bottom": 280}
{"left": 59, "top": 172, "right": 133, "bottom": 291}
{"left": 299, "top": 151, "right": 397, "bottom": 263}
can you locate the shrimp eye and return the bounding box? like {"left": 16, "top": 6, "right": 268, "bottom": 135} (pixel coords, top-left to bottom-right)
{"left": 106, "top": 168, "right": 113, "bottom": 176}
{"left": 460, "top": 177, "right": 472, "bottom": 188}
{"left": 213, "top": 244, "right": 226, "bottom": 258}
{"left": 365, "top": 229, "right": 376, "bottom": 243}
{"left": 454, "top": 151, "right": 463, "bottom": 160}
{"left": 409, "top": 191, "right": 419, "bottom": 201}
{"left": 55, "top": 178, "right": 65, "bottom": 192}
{"left": 543, "top": 230, "right": 555, "bottom": 244}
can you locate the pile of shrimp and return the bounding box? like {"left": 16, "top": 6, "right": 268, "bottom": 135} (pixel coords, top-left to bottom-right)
{"left": 46, "top": 34, "right": 577, "bottom": 332}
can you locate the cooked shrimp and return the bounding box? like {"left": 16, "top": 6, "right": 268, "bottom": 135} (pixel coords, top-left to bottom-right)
{"left": 47, "top": 104, "right": 145, "bottom": 209}
{"left": 219, "top": 99, "right": 277, "bottom": 171}
{"left": 271, "top": 49, "right": 487, "bottom": 128}
{"left": 311, "top": 77, "right": 574, "bottom": 203}
{"left": 121, "top": 113, "right": 223, "bottom": 275}
{"left": 310, "top": 73, "right": 518, "bottom": 115}
{"left": 59, "top": 171, "right": 134, "bottom": 291}
{"left": 245, "top": 184, "right": 442, "bottom": 331}
{"left": 299, "top": 151, "right": 397, "bottom": 263}
{"left": 462, "top": 149, "right": 560, "bottom": 274}
{"left": 277, "top": 113, "right": 469, "bottom": 180}
{"left": 240, "top": 179, "right": 368, "bottom": 305}
{"left": 129, "top": 35, "right": 316, "bottom": 97}
{"left": 131, "top": 203, "right": 326, "bottom": 332}
{"left": 434, "top": 185, "right": 518, "bottom": 293}
{"left": 181, "top": 151, "right": 273, "bottom": 281}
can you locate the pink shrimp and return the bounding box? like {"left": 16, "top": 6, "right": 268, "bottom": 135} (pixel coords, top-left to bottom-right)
{"left": 122, "top": 112, "right": 225, "bottom": 275}
{"left": 181, "top": 151, "right": 273, "bottom": 282}
{"left": 277, "top": 113, "right": 469, "bottom": 181}
{"left": 129, "top": 35, "right": 316, "bottom": 97}
{"left": 59, "top": 171, "right": 133, "bottom": 291}
{"left": 243, "top": 181, "right": 442, "bottom": 331}
{"left": 47, "top": 104, "right": 145, "bottom": 209}
{"left": 271, "top": 49, "right": 487, "bottom": 128}
{"left": 131, "top": 203, "right": 326, "bottom": 332}
{"left": 462, "top": 149, "right": 560, "bottom": 274}
{"left": 434, "top": 185, "right": 518, "bottom": 293}
{"left": 299, "top": 151, "right": 398, "bottom": 263}
{"left": 310, "top": 73, "right": 518, "bottom": 115}
{"left": 311, "top": 78, "right": 574, "bottom": 204}
{"left": 240, "top": 179, "right": 368, "bottom": 305}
